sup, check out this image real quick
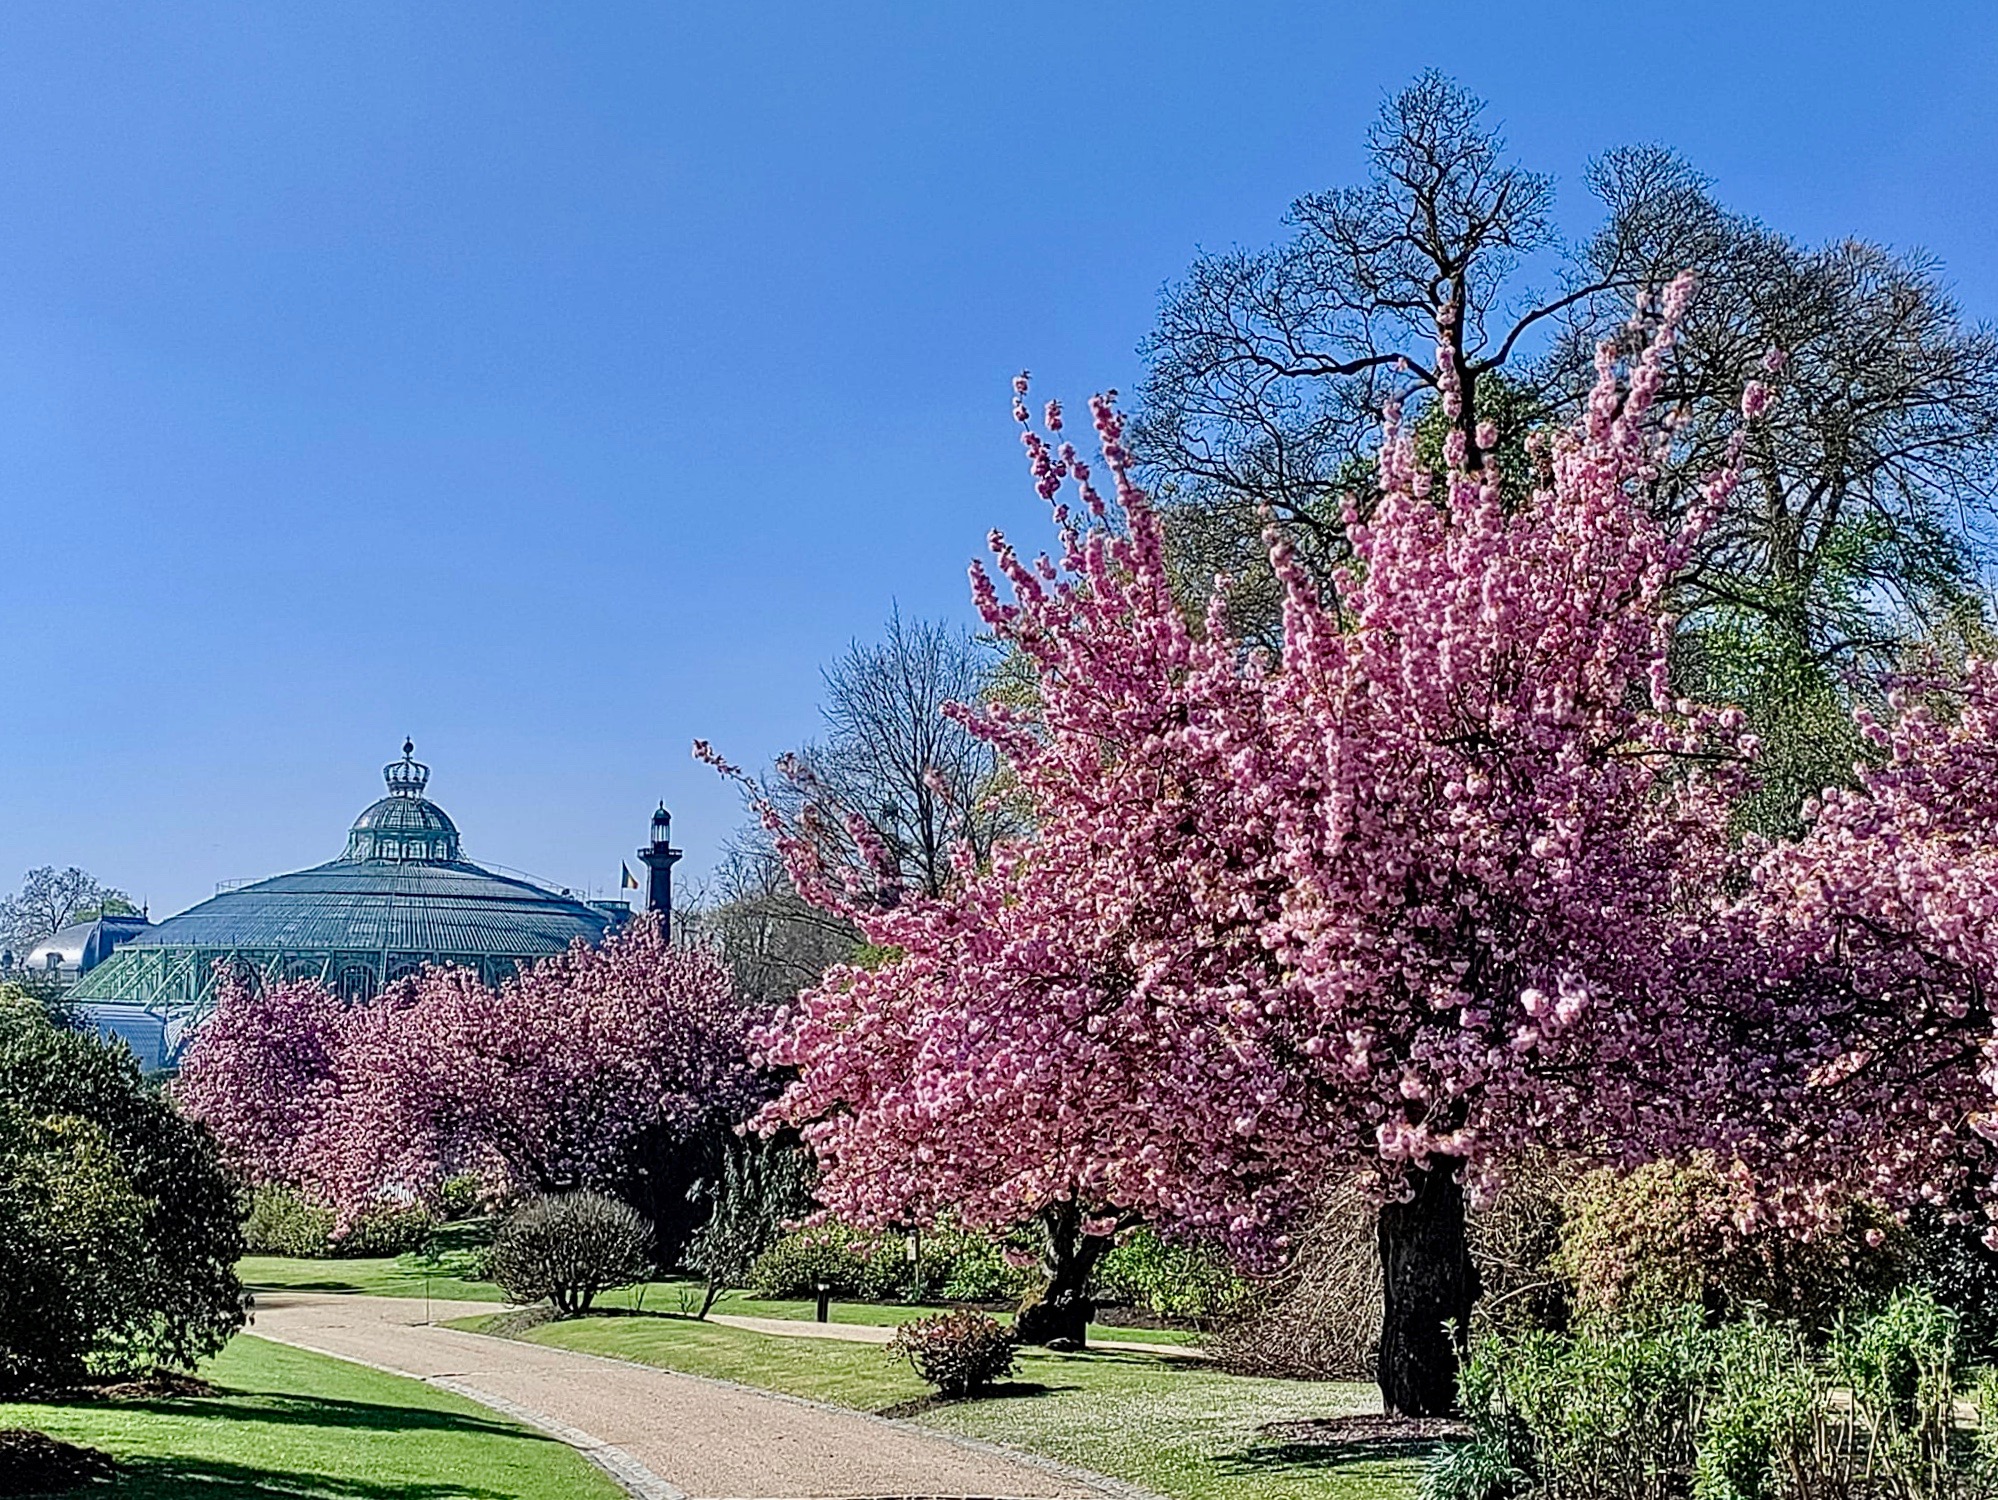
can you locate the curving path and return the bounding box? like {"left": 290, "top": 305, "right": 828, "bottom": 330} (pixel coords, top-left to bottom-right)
{"left": 249, "top": 1292, "right": 1130, "bottom": 1500}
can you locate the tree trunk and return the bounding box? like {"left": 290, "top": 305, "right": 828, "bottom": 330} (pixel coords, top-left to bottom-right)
{"left": 1014, "top": 1200, "right": 1114, "bottom": 1348}
{"left": 1376, "top": 1157, "right": 1479, "bottom": 1417}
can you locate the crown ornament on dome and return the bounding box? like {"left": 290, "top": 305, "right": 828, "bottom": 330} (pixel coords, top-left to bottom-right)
{"left": 384, "top": 738, "right": 431, "bottom": 799}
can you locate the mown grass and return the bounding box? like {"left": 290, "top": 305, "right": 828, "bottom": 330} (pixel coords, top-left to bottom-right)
{"left": 0, "top": 1334, "right": 623, "bottom": 1498}
{"left": 456, "top": 1308, "right": 1422, "bottom": 1500}
{"left": 239, "top": 1254, "right": 1201, "bottom": 1344}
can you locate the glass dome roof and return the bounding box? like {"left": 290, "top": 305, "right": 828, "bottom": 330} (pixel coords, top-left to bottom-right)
{"left": 343, "top": 742, "right": 462, "bottom": 862}
{"left": 67, "top": 743, "right": 623, "bottom": 1039}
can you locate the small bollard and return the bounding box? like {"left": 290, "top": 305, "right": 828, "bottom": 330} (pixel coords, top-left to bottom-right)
{"left": 815, "top": 1281, "right": 831, "bottom": 1323}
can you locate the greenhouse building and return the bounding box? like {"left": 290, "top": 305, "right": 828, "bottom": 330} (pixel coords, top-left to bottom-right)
{"left": 68, "top": 743, "right": 640, "bottom": 1069}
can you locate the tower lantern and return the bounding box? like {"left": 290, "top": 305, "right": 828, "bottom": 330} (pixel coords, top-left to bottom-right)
{"left": 638, "top": 802, "right": 682, "bottom": 935}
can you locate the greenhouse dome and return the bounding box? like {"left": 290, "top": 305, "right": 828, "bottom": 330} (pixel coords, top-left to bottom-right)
{"left": 69, "top": 742, "right": 629, "bottom": 1068}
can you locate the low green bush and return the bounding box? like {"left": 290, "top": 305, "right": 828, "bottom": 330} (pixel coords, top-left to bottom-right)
{"left": 935, "top": 1231, "right": 1034, "bottom": 1303}
{"left": 749, "top": 1224, "right": 863, "bottom": 1300}
{"left": 889, "top": 1309, "right": 1017, "bottom": 1397}
{"left": 1093, "top": 1229, "right": 1247, "bottom": 1321}
{"left": 1428, "top": 1288, "right": 1994, "bottom": 1500}
{"left": 436, "top": 1173, "right": 485, "bottom": 1222}
{"left": 747, "top": 1220, "right": 1038, "bottom": 1305}
{"left": 332, "top": 1204, "right": 435, "bottom": 1258}
{"left": 241, "top": 1184, "right": 336, "bottom": 1257}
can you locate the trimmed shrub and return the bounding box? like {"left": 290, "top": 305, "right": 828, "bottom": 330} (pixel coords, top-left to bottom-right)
{"left": 0, "top": 997, "right": 244, "bottom": 1388}
{"left": 241, "top": 1184, "right": 336, "bottom": 1258}
{"left": 1093, "top": 1229, "right": 1247, "bottom": 1321}
{"left": 488, "top": 1191, "right": 652, "bottom": 1316}
{"left": 889, "top": 1310, "right": 1017, "bottom": 1397}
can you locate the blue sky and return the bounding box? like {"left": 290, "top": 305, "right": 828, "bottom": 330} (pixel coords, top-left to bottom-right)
{"left": 2, "top": 2, "right": 1993, "bottom": 917}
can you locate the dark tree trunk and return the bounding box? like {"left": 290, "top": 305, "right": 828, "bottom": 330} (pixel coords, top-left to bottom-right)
{"left": 1014, "top": 1200, "right": 1115, "bottom": 1348}
{"left": 1377, "top": 1157, "right": 1479, "bottom": 1418}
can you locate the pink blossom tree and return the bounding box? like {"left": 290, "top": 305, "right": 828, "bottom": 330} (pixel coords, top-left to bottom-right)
{"left": 729, "top": 282, "right": 1848, "bottom": 1412}
{"left": 178, "top": 916, "right": 758, "bottom": 1226}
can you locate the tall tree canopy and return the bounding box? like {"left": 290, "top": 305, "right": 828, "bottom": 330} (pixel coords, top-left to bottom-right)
{"left": 1, "top": 866, "right": 136, "bottom": 957}
{"left": 1137, "top": 73, "right": 1998, "bottom": 828}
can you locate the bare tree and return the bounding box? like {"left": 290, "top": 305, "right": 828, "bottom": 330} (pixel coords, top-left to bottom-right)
{"left": 1137, "top": 74, "right": 1998, "bottom": 827}
{"left": 1136, "top": 71, "right": 1659, "bottom": 631}
{"left": 800, "top": 609, "right": 1010, "bottom": 901}
{"left": 0, "top": 866, "right": 135, "bottom": 958}
{"left": 680, "top": 828, "right": 861, "bottom": 1009}
{"left": 686, "top": 610, "right": 1010, "bottom": 1006}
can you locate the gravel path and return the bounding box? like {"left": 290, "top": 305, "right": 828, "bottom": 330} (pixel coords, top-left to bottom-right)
{"left": 249, "top": 1292, "right": 1119, "bottom": 1500}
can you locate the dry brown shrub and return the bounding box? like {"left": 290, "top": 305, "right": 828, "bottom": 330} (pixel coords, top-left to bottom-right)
{"left": 1208, "top": 1157, "right": 1574, "bottom": 1380}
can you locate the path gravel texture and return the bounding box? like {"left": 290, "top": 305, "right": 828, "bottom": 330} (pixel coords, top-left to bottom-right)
{"left": 249, "top": 1292, "right": 1118, "bottom": 1500}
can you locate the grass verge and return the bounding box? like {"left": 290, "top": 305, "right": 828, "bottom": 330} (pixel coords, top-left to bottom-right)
{"left": 0, "top": 1334, "right": 623, "bottom": 1499}
{"left": 239, "top": 1255, "right": 1202, "bottom": 1344}
{"left": 455, "top": 1308, "right": 1423, "bottom": 1500}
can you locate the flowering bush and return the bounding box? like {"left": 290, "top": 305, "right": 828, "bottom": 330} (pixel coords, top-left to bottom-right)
{"left": 888, "top": 1310, "right": 1017, "bottom": 1397}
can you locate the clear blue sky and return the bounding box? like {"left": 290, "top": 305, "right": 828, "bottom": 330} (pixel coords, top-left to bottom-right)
{"left": 2, "top": 2, "right": 1993, "bottom": 917}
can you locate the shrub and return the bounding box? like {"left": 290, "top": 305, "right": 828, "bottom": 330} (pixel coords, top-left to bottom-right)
{"left": 747, "top": 1219, "right": 1037, "bottom": 1305}
{"left": 888, "top": 1310, "right": 1017, "bottom": 1397}
{"left": 1555, "top": 1158, "right": 1895, "bottom": 1334}
{"left": 1428, "top": 1289, "right": 1987, "bottom": 1500}
{"left": 488, "top": 1191, "right": 652, "bottom": 1316}
{"left": 332, "top": 1204, "right": 435, "bottom": 1258}
{"left": 749, "top": 1223, "right": 874, "bottom": 1298}
{"left": 241, "top": 1184, "right": 335, "bottom": 1258}
{"left": 0, "top": 1106, "right": 151, "bottom": 1389}
{"left": 1093, "top": 1229, "right": 1247, "bottom": 1321}
{"left": 0, "top": 997, "right": 244, "bottom": 1388}
{"left": 436, "top": 1173, "right": 485, "bottom": 1221}
{"left": 936, "top": 1232, "right": 1034, "bottom": 1303}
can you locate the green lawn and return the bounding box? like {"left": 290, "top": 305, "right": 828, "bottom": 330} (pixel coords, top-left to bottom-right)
{"left": 240, "top": 1255, "right": 1202, "bottom": 1344}
{"left": 454, "top": 1309, "right": 1424, "bottom": 1500}
{"left": 0, "top": 1334, "right": 623, "bottom": 1499}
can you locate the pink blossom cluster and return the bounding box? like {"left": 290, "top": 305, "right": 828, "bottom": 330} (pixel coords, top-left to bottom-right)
{"left": 176, "top": 916, "right": 757, "bottom": 1220}
{"left": 742, "top": 273, "right": 1998, "bottom": 1250}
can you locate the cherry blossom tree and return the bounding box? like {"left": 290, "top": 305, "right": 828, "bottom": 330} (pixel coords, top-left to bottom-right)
{"left": 727, "top": 278, "right": 1806, "bottom": 1409}
{"left": 178, "top": 917, "right": 758, "bottom": 1224}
